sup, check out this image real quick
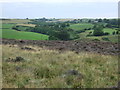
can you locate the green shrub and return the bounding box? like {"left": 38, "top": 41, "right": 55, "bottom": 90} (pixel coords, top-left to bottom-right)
{"left": 102, "top": 37, "right": 110, "bottom": 41}
{"left": 104, "top": 32, "right": 110, "bottom": 35}
{"left": 92, "top": 39, "right": 100, "bottom": 41}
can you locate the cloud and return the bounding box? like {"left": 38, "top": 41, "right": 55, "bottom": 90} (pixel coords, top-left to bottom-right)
{"left": 0, "top": 0, "right": 119, "bottom": 3}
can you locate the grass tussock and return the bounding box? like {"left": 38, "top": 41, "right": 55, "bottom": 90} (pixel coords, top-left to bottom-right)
{"left": 2, "top": 45, "right": 118, "bottom": 88}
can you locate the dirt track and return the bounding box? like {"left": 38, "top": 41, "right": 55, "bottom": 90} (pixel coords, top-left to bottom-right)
{"left": 1, "top": 39, "right": 119, "bottom": 55}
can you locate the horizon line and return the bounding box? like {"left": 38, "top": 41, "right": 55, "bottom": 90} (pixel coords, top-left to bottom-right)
{"left": 0, "top": 17, "right": 118, "bottom": 19}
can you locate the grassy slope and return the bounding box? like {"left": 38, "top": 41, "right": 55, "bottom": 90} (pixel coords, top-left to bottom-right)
{"left": 69, "top": 23, "right": 94, "bottom": 31}
{"left": 1, "top": 24, "right": 49, "bottom": 40}
{"left": 2, "top": 45, "right": 118, "bottom": 88}
{"left": 79, "top": 28, "right": 118, "bottom": 42}
{"left": 69, "top": 23, "right": 118, "bottom": 42}
{"left": 2, "top": 24, "right": 15, "bottom": 29}
{"left": 1, "top": 29, "right": 49, "bottom": 40}
{"left": 103, "top": 28, "right": 117, "bottom": 34}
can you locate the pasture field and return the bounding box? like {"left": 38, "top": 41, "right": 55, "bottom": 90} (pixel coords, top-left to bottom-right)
{"left": 14, "top": 26, "right": 29, "bottom": 31}
{"left": 1, "top": 24, "right": 15, "bottom": 29}
{"left": 16, "top": 24, "right": 36, "bottom": 27}
{"left": 78, "top": 28, "right": 118, "bottom": 42}
{"left": 2, "top": 29, "right": 48, "bottom": 40}
{"left": 103, "top": 28, "right": 117, "bottom": 34}
{"left": 1, "top": 24, "right": 49, "bottom": 40}
{"left": 1, "top": 29, "right": 49, "bottom": 40}
{"left": 0, "top": 19, "right": 31, "bottom": 24}
{"left": 2, "top": 44, "right": 118, "bottom": 88}
{"left": 69, "top": 23, "right": 94, "bottom": 31}
{"left": 79, "top": 28, "right": 117, "bottom": 36}
{"left": 58, "top": 19, "right": 74, "bottom": 22}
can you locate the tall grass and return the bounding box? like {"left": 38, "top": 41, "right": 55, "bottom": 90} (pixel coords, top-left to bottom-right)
{"left": 2, "top": 45, "right": 118, "bottom": 88}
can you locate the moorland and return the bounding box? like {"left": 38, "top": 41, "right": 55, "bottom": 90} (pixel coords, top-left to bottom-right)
{"left": 1, "top": 18, "right": 119, "bottom": 88}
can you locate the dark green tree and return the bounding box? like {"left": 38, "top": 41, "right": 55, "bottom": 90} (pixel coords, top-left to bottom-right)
{"left": 112, "top": 31, "right": 115, "bottom": 35}
{"left": 89, "top": 31, "right": 92, "bottom": 35}
{"left": 93, "top": 25, "right": 104, "bottom": 36}
{"left": 98, "top": 18, "right": 102, "bottom": 22}
{"left": 116, "top": 31, "right": 119, "bottom": 34}
{"left": 106, "top": 23, "right": 112, "bottom": 28}
{"left": 57, "top": 30, "right": 70, "bottom": 40}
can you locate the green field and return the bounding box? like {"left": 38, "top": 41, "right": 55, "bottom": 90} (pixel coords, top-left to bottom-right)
{"left": 14, "top": 25, "right": 29, "bottom": 31}
{"left": 2, "top": 24, "right": 15, "bottom": 29}
{"left": 69, "top": 23, "right": 118, "bottom": 42}
{"left": 1, "top": 24, "right": 49, "bottom": 40}
{"left": 78, "top": 28, "right": 118, "bottom": 42}
{"left": 80, "top": 28, "right": 117, "bottom": 36}
{"left": 103, "top": 28, "right": 117, "bottom": 34}
{"left": 69, "top": 23, "right": 94, "bottom": 31}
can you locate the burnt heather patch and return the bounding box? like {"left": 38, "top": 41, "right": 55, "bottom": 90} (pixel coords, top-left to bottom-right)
{"left": 2, "top": 39, "right": 119, "bottom": 55}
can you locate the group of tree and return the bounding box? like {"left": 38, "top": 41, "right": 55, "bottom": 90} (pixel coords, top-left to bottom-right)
{"left": 112, "top": 31, "right": 119, "bottom": 35}
{"left": 92, "top": 24, "right": 119, "bottom": 36}
{"left": 92, "top": 24, "right": 105, "bottom": 36}
{"left": 49, "top": 30, "right": 70, "bottom": 40}
{"left": 31, "top": 24, "right": 72, "bottom": 40}
{"left": 13, "top": 21, "right": 79, "bottom": 40}
{"left": 96, "top": 18, "right": 118, "bottom": 28}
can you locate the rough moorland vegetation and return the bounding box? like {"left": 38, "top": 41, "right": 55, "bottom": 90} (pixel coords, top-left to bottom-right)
{"left": 2, "top": 44, "right": 118, "bottom": 88}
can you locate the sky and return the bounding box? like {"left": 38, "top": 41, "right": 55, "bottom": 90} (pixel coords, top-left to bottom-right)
{"left": 0, "top": 0, "right": 119, "bottom": 19}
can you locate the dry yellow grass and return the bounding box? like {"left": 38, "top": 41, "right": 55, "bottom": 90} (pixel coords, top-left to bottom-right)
{"left": 2, "top": 44, "right": 118, "bottom": 88}
{"left": 1, "top": 19, "right": 31, "bottom": 24}
{"left": 16, "top": 24, "right": 36, "bottom": 27}
{"left": 58, "top": 19, "right": 74, "bottom": 22}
